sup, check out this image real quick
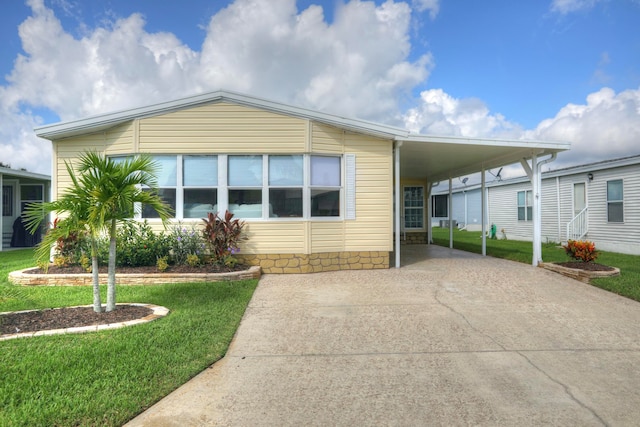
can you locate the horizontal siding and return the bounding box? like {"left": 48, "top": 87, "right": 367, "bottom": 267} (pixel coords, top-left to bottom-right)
{"left": 540, "top": 179, "right": 560, "bottom": 243}
{"left": 488, "top": 182, "right": 532, "bottom": 240}
{"left": 104, "top": 122, "right": 135, "bottom": 155}
{"left": 343, "top": 133, "right": 393, "bottom": 251}
{"left": 583, "top": 166, "right": 640, "bottom": 253}
{"left": 53, "top": 135, "right": 106, "bottom": 199}
{"left": 311, "top": 222, "right": 345, "bottom": 252}
{"left": 311, "top": 123, "right": 344, "bottom": 154}
{"left": 138, "top": 103, "right": 306, "bottom": 153}
{"left": 240, "top": 222, "right": 306, "bottom": 253}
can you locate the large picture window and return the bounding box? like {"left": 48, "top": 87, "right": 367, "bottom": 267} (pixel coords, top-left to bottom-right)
{"left": 517, "top": 190, "right": 533, "bottom": 221}
{"left": 20, "top": 184, "right": 44, "bottom": 214}
{"left": 269, "top": 155, "right": 303, "bottom": 217}
{"left": 404, "top": 186, "right": 424, "bottom": 229}
{"left": 183, "top": 155, "right": 217, "bottom": 219}
{"left": 310, "top": 156, "right": 340, "bottom": 217}
{"left": 607, "top": 179, "right": 623, "bottom": 223}
{"left": 142, "top": 156, "right": 176, "bottom": 218}
{"left": 135, "top": 154, "right": 343, "bottom": 220}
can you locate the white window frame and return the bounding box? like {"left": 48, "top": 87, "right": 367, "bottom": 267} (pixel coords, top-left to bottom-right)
{"left": 607, "top": 179, "right": 624, "bottom": 223}
{"left": 517, "top": 190, "right": 533, "bottom": 222}
{"left": 133, "top": 154, "right": 344, "bottom": 221}
{"left": 403, "top": 186, "right": 424, "bottom": 230}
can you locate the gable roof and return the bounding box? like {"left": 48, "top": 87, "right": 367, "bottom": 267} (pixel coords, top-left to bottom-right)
{"left": 34, "top": 89, "right": 570, "bottom": 183}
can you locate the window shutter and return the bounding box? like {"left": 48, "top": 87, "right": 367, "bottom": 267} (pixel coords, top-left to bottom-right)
{"left": 345, "top": 154, "right": 356, "bottom": 220}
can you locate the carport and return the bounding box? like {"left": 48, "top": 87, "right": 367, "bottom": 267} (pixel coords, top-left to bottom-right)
{"left": 393, "top": 135, "right": 570, "bottom": 267}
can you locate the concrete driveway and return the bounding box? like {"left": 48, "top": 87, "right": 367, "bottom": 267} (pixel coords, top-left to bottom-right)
{"left": 127, "top": 245, "right": 640, "bottom": 426}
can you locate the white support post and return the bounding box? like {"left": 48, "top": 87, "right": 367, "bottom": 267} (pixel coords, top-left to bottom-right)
{"left": 426, "top": 182, "right": 433, "bottom": 245}
{"left": 481, "top": 168, "right": 486, "bottom": 256}
{"left": 448, "top": 177, "right": 453, "bottom": 249}
{"left": 394, "top": 142, "right": 402, "bottom": 268}
{"left": 0, "top": 173, "right": 3, "bottom": 252}
{"left": 531, "top": 154, "right": 541, "bottom": 266}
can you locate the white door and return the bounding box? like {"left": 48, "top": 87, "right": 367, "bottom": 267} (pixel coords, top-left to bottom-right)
{"left": 573, "top": 182, "right": 586, "bottom": 215}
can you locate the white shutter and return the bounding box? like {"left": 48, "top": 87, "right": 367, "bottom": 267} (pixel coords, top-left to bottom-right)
{"left": 345, "top": 154, "right": 356, "bottom": 220}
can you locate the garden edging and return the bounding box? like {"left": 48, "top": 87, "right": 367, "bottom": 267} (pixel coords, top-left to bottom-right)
{"left": 8, "top": 266, "right": 261, "bottom": 286}
{"left": 538, "top": 262, "right": 620, "bottom": 283}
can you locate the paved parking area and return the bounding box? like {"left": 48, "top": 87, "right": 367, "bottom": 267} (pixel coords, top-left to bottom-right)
{"left": 127, "top": 245, "right": 640, "bottom": 426}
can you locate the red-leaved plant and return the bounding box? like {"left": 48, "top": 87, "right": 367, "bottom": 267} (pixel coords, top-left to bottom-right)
{"left": 563, "top": 239, "right": 599, "bottom": 263}
{"left": 202, "top": 210, "right": 247, "bottom": 265}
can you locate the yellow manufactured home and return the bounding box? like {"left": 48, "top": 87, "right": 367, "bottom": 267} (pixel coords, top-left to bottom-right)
{"left": 35, "top": 91, "right": 570, "bottom": 271}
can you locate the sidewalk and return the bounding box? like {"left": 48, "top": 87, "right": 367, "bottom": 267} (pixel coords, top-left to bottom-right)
{"left": 126, "top": 245, "right": 640, "bottom": 426}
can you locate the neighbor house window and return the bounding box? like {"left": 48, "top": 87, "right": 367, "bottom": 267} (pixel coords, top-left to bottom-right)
{"left": 607, "top": 179, "right": 623, "bottom": 222}
{"left": 310, "top": 156, "right": 341, "bottom": 217}
{"left": 20, "top": 184, "right": 44, "bottom": 214}
{"left": 432, "top": 194, "right": 448, "bottom": 218}
{"left": 517, "top": 190, "right": 533, "bottom": 221}
{"left": 2, "top": 185, "right": 13, "bottom": 217}
{"left": 269, "top": 155, "right": 303, "bottom": 217}
{"left": 142, "top": 156, "right": 177, "bottom": 218}
{"left": 404, "top": 186, "right": 424, "bottom": 229}
{"left": 228, "top": 155, "right": 263, "bottom": 218}
{"left": 183, "top": 155, "right": 217, "bottom": 219}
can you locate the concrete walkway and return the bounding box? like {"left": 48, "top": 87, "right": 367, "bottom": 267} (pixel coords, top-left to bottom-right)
{"left": 126, "top": 245, "right": 640, "bottom": 426}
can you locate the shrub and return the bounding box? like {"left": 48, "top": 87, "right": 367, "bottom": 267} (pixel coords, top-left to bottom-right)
{"left": 169, "top": 224, "right": 206, "bottom": 265}
{"left": 156, "top": 256, "right": 169, "bottom": 272}
{"left": 202, "top": 210, "right": 247, "bottom": 265}
{"left": 563, "top": 239, "right": 599, "bottom": 263}
{"left": 114, "top": 221, "right": 171, "bottom": 267}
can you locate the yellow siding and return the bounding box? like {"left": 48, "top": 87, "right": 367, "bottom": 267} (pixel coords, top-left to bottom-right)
{"left": 53, "top": 134, "right": 106, "bottom": 199}
{"left": 311, "top": 123, "right": 344, "bottom": 153}
{"left": 104, "top": 122, "right": 135, "bottom": 155}
{"left": 344, "top": 133, "right": 393, "bottom": 251}
{"left": 240, "top": 222, "right": 306, "bottom": 254}
{"left": 311, "top": 222, "right": 345, "bottom": 252}
{"left": 138, "top": 103, "right": 307, "bottom": 154}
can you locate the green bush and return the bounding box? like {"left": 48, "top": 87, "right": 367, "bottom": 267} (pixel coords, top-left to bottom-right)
{"left": 114, "top": 221, "right": 171, "bottom": 267}
{"left": 169, "top": 224, "right": 206, "bottom": 265}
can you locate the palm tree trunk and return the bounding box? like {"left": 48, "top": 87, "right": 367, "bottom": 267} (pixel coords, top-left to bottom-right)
{"left": 90, "top": 238, "right": 102, "bottom": 313}
{"left": 106, "top": 219, "right": 117, "bottom": 312}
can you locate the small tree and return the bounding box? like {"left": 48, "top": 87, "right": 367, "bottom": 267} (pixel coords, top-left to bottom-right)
{"left": 25, "top": 151, "right": 172, "bottom": 312}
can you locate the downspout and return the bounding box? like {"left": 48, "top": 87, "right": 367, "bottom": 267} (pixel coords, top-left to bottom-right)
{"left": 448, "top": 177, "right": 453, "bottom": 249}
{"left": 0, "top": 173, "right": 3, "bottom": 252}
{"left": 394, "top": 141, "right": 402, "bottom": 268}
{"left": 481, "top": 168, "right": 486, "bottom": 256}
{"left": 556, "top": 176, "right": 561, "bottom": 242}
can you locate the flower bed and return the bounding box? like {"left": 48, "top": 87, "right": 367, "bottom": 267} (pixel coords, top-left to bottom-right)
{"left": 539, "top": 262, "right": 619, "bottom": 283}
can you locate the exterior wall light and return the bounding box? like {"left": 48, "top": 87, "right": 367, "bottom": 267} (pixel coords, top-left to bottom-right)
{"left": 587, "top": 173, "right": 594, "bottom": 181}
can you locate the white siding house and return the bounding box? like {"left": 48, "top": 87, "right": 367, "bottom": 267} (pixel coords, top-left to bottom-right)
{"left": 433, "top": 155, "right": 640, "bottom": 255}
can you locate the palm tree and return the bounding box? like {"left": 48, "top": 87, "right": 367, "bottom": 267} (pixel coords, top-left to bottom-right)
{"left": 25, "top": 151, "right": 173, "bottom": 312}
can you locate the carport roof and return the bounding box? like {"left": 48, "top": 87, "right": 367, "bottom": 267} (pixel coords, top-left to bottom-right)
{"left": 34, "top": 90, "right": 570, "bottom": 181}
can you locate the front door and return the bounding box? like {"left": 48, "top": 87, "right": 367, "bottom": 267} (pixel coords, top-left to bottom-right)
{"left": 2, "top": 181, "right": 18, "bottom": 247}
{"left": 573, "top": 182, "right": 586, "bottom": 215}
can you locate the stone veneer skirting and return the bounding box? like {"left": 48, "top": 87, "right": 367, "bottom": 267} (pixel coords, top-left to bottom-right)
{"left": 237, "top": 251, "right": 390, "bottom": 274}
{"left": 539, "top": 262, "right": 620, "bottom": 283}
{"left": 9, "top": 266, "right": 261, "bottom": 286}
{"left": 396, "top": 232, "right": 428, "bottom": 245}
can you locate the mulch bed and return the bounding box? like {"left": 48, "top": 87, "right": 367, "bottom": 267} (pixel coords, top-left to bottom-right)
{"left": 556, "top": 262, "right": 616, "bottom": 272}
{"left": 1, "top": 305, "right": 152, "bottom": 336}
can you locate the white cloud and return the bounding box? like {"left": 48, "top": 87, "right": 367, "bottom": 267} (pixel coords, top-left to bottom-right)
{"left": 550, "top": 0, "right": 602, "bottom": 14}
{"left": 412, "top": 0, "right": 439, "bottom": 19}
{"left": 403, "top": 89, "right": 523, "bottom": 138}
{"left": 1, "top": 0, "right": 433, "bottom": 174}
{"left": 530, "top": 87, "right": 640, "bottom": 168}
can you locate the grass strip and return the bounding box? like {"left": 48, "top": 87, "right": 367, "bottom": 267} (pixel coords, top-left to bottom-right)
{"left": 0, "top": 248, "right": 258, "bottom": 426}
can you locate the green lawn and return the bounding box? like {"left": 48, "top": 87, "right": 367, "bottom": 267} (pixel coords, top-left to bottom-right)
{"left": 431, "top": 227, "right": 640, "bottom": 302}
{"left": 0, "top": 249, "right": 258, "bottom": 427}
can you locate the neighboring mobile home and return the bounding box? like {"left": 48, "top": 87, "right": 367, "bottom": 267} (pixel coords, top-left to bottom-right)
{"left": 431, "top": 155, "right": 640, "bottom": 255}
{"left": 0, "top": 166, "right": 50, "bottom": 251}
{"left": 35, "top": 90, "right": 569, "bottom": 271}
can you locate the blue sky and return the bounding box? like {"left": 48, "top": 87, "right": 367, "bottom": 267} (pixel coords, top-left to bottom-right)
{"left": 1, "top": 0, "right": 639, "bottom": 175}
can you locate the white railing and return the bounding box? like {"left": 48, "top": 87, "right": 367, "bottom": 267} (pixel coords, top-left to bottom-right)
{"left": 566, "top": 206, "right": 588, "bottom": 241}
